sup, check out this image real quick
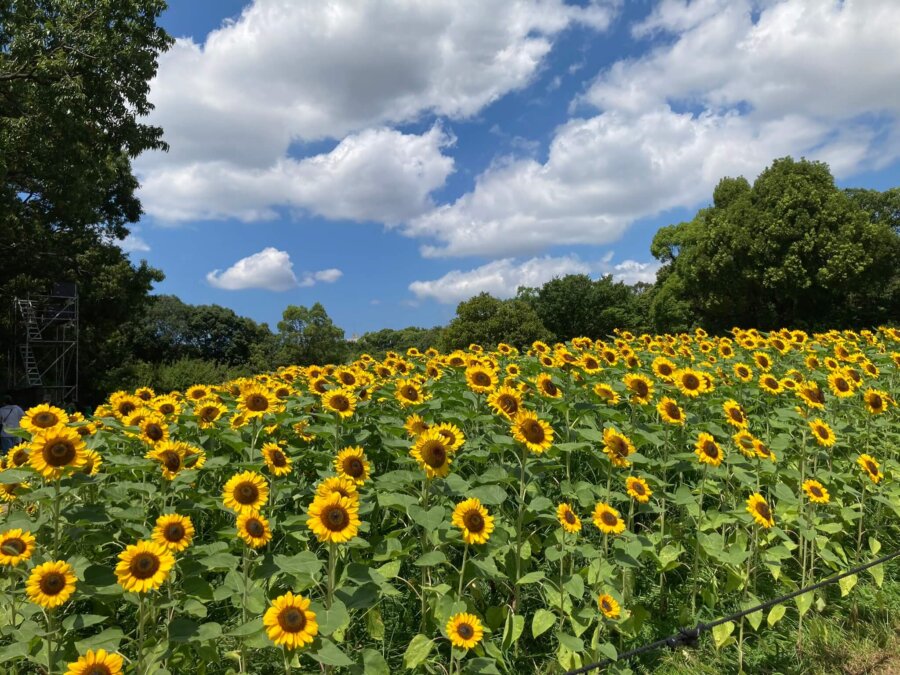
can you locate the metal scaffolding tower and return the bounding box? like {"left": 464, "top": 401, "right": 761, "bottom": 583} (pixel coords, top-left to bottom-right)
{"left": 8, "top": 283, "right": 79, "bottom": 406}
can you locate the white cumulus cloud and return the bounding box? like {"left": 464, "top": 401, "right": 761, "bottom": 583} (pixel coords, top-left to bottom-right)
{"left": 409, "top": 254, "right": 657, "bottom": 304}
{"left": 206, "top": 247, "right": 343, "bottom": 292}
{"left": 409, "top": 0, "right": 900, "bottom": 258}
{"left": 138, "top": 0, "right": 616, "bottom": 224}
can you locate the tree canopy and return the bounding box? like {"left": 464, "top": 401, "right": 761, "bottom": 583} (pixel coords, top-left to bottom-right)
{"left": 442, "top": 293, "right": 553, "bottom": 350}
{"left": 277, "top": 303, "right": 347, "bottom": 366}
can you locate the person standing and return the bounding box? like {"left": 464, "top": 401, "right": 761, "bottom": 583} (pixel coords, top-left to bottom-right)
{"left": 0, "top": 395, "right": 25, "bottom": 452}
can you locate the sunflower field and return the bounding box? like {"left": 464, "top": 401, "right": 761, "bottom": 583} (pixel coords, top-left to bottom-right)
{"left": 1, "top": 327, "right": 899, "bottom": 674}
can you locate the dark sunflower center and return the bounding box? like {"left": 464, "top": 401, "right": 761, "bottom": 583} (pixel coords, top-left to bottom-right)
{"left": 438, "top": 430, "right": 456, "bottom": 445}
{"left": 600, "top": 511, "right": 618, "bottom": 527}
{"left": 33, "top": 412, "right": 59, "bottom": 427}
{"left": 763, "top": 377, "right": 777, "bottom": 389}
{"left": 159, "top": 404, "right": 175, "bottom": 415}
{"left": 499, "top": 395, "right": 518, "bottom": 414}
{"left": 130, "top": 552, "right": 161, "bottom": 579}
{"left": 755, "top": 502, "right": 771, "bottom": 520}
{"left": 522, "top": 420, "right": 545, "bottom": 444}
{"left": 601, "top": 599, "right": 612, "bottom": 612}
{"left": 11, "top": 449, "right": 28, "bottom": 466}
{"left": 40, "top": 572, "right": 65, "bottom": 595}
{"left": 869, "top": 394, "right": 884, "bottom": 409}
{"left": 683, "top": 374, "right": 700, "bottom": 390}
{"left": 542, "top": 380, "right": 558, "bottom": 396}
{"left": 609, "top": 438, "right": 627, "bottom": 458}
{"left": 85, "top": 666, "right": 111, "bottom": 675}
{"left": 189, "top": 390, "right": 205, "bottom": 400}
{"left": 631, "top": 380, "right": 648, "bottom": 397}
{"left": 200, "top": 407, "right": 219, "bottom": 422}
{"left": 402, "top": 386, "right": 419, "bottom": 401}
{"left": 344, "top": 457, "right": 364, "bottom": 478}
{"left": 457, "top": 623, "right": 474, "bottom": 640}
{"left": 44, "top": 441, "right": 76, "bottom": 467}
{"left": 162, "top": 451, "right": 182, "bottom": 472}
{"left": 665, "top": 403, "right": 680, "bottom": 419}
{"left": 314, "top": 381, "right": 327, "bottom": 394}
{"left": 271, "top": 451, "right": 287, "bottom": 467}
{"left": 276, "top": 387, "right": 290, "bottom": 399}
{"left": 730, "top": 409, "right": 744, "bottom": 423}
{"left": 702, "top": 441, "right": 719, "bottom": 458}
{"left": 866, "top": 461, "right": 878, "bottom": 475}
{"left": 472, "top": 372, "right": 491, "bottom": 387}
{"left": 2, "top": 538, "right": 25, "bottom": 555}
{"left": 235, "top": 482, "right": 259, "bottom": 505}
{"left": 118, "top": 402, "right": 137, "bottom": 416}
{"left": 279, "top": 607, "right": 306, "bottom": 632}
{"left": 809, "top": 486, "right": 823, "bottom": 498}
{"left": 246, "top": 394, "right": 268, "bottom": 412}
{"left": 631, "top": 482, "right": 646, "bottom": 495}
{"left": 586, "top": 358, "right": 599, "bottom": 369}
{"left": 463, "top": 511, "right": 485, "bottom": 533}
{"left": 564, "top": 510, "right": 576, "bottom": 524}
{"left": 145, "top": 424, "right": 164, "bottom": 441}
{"left": 737, "top": 367, "right": 749, "bottom": 377}
{"left": 659, "top": 364, "right": 672, "bottom": 376}
{"left": 164, "top": 523, "right": 186, "bottom": 542}
{"left": 836, "top": 378, "right": 850, "bottom": 392}
{"left": 815, "top": 426, "right": 828, "bottom": 439}
{"left": 340, "top": 374, "right": 356, "bottom": 386}
{"left": 421, "top": 441, "right": 447, "bottom": 468}
{"left": 323, "top": 505, "right": 350, "bottom": 531}
{"left": 245, "top": 518, "right": 265, "bottom": 538}
{"left": 330, "top": 395, "right": 350, "bottom": 412}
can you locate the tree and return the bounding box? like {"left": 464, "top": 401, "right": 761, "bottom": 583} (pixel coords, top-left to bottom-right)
{"left": 650, "top": 157, "right": 900, "bottom": 332}
{"left": 442, "top": 293, "right": 552, "bottom": 350}
{"left": 131, "top": 295, "right": 276, "bottom": 368}
{"left": 0, "top": 0, "right": 172, "bottom": 403}
{"left": 352, "top": 326, "right": 444, "bottom": 356}
{"left": 276, "top": 303, "right": 347, "bottom": 366}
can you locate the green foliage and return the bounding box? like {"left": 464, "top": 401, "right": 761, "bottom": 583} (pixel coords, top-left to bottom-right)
{"left": 351, "top": 326, "right": 445, "bottom": 357}
{"left": 277, "top": 303, "right": 347, "bottom": 365}
{"left": 111, "top": 357, "right": 255, "bottom": 394}
{"left": 0, "top": 0, "right": 172, "bottom": 403}
{"left": 650, "top": 157, "right": 900, "bottom": 332}
{"left": 442, "top": 293, "right": 553, "bottom": 350}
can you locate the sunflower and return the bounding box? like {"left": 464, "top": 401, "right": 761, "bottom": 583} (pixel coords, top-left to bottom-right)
{"left": 857, "top": 454, "right": 883, "bottom": 484}
{"left": 625, "top": 476, "right": 652, "bottom": 503}
{"left": 194, "top": 399, "right": 228, "bottom": 428}
{"left": 263, "top": 592, "right": 319, "bottom": 650}
{"left": 746, "top": 494, "right": 775, "bottom": 528}
{"left": 827, "top": 371, "right": 856, "bottom": 398}
{"left": 593, "top": 383, "right": 621, "bottom": 405}
{"left": 556, "top": 503, "right": 582, "bottom": 533}
{"left": 808, "top": 419, "right": 836, "bottom": 447}
{"left": 446, "top": 613, "right": 484, "bottom": 650}
{"left": 752, "top": 351, "right": 773, "bottom": 371}
{"left": 110, "top": 393, "right": 142, "bottom": 420}
{"left": 410, "top": 429, "right": 454, "bottom": 478}
{"left": 115, "top": 540, "right": 175, "bottom": 593}
{"left": 0, "top": 482, "right": 28, "bottom": 503}
{"left": 307, "top": 492, "right": 361, "bottom": 544}
{"left": 734, "top": 434, "right": 755, "bottom": 463}
{"left": 452, "top": 498, "right": 495, "bottom": 545}
{"left": 238, "top": 384, "right": 281, "bottom": 418}
{"left": 597, "top": 593, "right": 621, "bottom": 619}
{"left": 656, "top": 397, "right": 685, "bottom": 425}
{"left": 7, "top": 444, "right": 29, "bottom": 468}
{"left": 395, "top": 379, "right": 428, "bottom": 407}
{"left": 26, "top": 560, "right": 77, "bottom": 608}
{"left": 510, "top": 411, "right": 554, "bottom": 454}
{"left": 146, "top": 441, "right": 188, "bottom": 480}
{"left": 694, "top": 433, "right": 724, "bottom": 467}
{"left": 139, "top": 414, "right": 169, "bottom": 446}
{"left": 322, "top": 388, "right": 357, "bottom": 419}
{"left": 135, "top": 386, "right": 156, "bottom": 401}
{"left": 64, "top": 649, "right": 124, "bottom": 675}
{"left": 433, "top": 422, "right": 465, "bottom": 451}
{"left": 535, "top": 373, "right": 562, "bottom": 399}
{"left": 237, "top": 512, "right": 273, "bottom": 548}
{"left": 651, "top": 357, "right": 676, "bottom": 380}
{"left": 863, "top": 389, "right": 889, "bottom": 415}
{"left": 722, "top": 400, "right": 748, "bottom": 429}
{"left": 20, "top": 403, "right": 67, "bottom": 434}
{"left": 732, "top": 363, "right": 753, "bottom": 383}
{"left": 796, "top": 381, "right": 826, "bottom": 409}
{"left": 152, "top": 514, "right": 195, "bottom": 553}
{"left": 80, "top": 449, "right": 102, "bottom": 476}
{"left": 602, "top": 427, "right": 635, "bottom": 468}
{"left": 673, "top": 368, "right": 706, "bottom": 397}
{"left": 0, "top": 528, "right": 36, "bottom": 566}
{"left": 579, "top": 354, "right": 603, "bottom": 374}
{"left": 592, "top": 502, "right": 626, "bottom": 535}
{"left": 404, "top": 414, "right": 430, "bottom": 438}
{"left": 153, "top": 395, "right": 182, "bottom": 418}
{"left": 335, "top": 446, "right": 371, "bottom": 484}
{"left": 802, "top": 479, "right": 830, "bottom": 504}
{"left": 222, "top": 471, "right": 269, "bottom": 513}
{"left": 261, "top": 443, "right": 292, "bottom": 477}
{"left": 28, "top": 426, "right": 87, "bottom": 479}
{"left": 293, "top": 420, "right": 316, "bottom": 443}
{"left": 487, "top": 386, "right": 522, "bottom": 419}
{"left": 623, "top": 373, "right": 654, "bottom": 404}
{"left": 316, "top": 476, "right": 358, "bottom": 501}
{"left": 465, "top": 366, "right": 498, "bottom": 394}
{"left": 753, "top": 439, "right": 776, "bottom": 463}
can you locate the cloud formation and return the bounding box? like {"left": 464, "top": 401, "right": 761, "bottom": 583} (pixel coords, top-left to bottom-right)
{"left": 409, "top": 0, "right": 900, "bottom": 257}
{"left": 409, "top": 254, "right": 659, "bottom": 304}
{"left": 206, "top": 247, "right": 342, "bottom": 292}
{"left": 138, "top": 0, "right": 615, "bottom": 223}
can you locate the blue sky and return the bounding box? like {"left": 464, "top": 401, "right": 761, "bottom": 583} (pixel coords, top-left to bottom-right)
{"left": 128, "top": 0, "right": 900, "bottom": 337}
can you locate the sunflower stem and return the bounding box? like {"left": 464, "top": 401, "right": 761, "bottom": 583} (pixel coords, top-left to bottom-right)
{"left": 283, "top": 646, "right": 291, "bottom": 674}
{"left": 327, "top": 543, "right": 336, "bottom": 610}
{"left": 513, "top": 441, "right": 527, "bottom": 614}
{"left": 691, "top": 464, "right": 709, "bottom": 617}
{"left": 52, "top": 478, "right": 61, "bottom": 559}
{"left": 137, "top": 594, "right": 146, "bottom": 675}
{"left": 558, "top": 533, "right": 565, "bottom": 627}
{"left": 457, "top": 543, "right": 469, "bottom": 599}
{"left": 240, "top": 547, "right": 250, "bottom": 673}
{"left": 44, "top": 608, "right": 54, "bottom": 675}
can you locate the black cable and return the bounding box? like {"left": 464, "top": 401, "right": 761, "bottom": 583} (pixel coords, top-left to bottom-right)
{"left": 566, "top": 548, "right": 900, "bottom": 674}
